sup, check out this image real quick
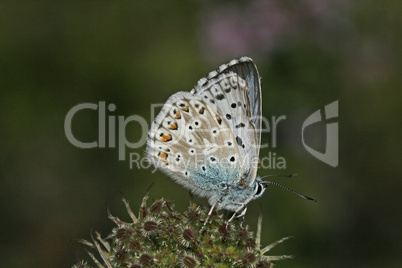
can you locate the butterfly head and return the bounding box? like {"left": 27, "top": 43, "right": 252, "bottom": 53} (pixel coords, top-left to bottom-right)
{"left": 212, "top": 175, "right": 267, "bottom": 212}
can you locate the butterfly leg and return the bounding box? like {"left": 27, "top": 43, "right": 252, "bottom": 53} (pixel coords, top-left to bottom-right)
{"left": 202, "top": 200, "right": 218, "bottom": 228}
{"left": 237, "top": 206, "right": 247, "bottom": 218}
{"left": 238, "top": 207, "right": 247, "bottom": 227}
{"left": 226, "top": 205, "right": 247, "bottom": 228}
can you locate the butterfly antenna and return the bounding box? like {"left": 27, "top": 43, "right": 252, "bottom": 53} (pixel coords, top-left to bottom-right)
{"left": 261, "top": 173, "right": 298, "bottom": 179}
{"left": 261, "top": 181, "right": 317, "bottom": 202}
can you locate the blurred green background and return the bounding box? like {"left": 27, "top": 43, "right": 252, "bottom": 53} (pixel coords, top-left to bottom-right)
{"left": 0, "top": 1, "right": 400, "bottom": 267}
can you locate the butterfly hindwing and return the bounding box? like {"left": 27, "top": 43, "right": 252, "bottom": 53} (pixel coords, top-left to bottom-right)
{"left": 147, "top": 92, "right": 242, "bottom": 197}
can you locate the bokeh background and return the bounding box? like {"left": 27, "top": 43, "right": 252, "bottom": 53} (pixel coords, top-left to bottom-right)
{"left": 1, "top": 1, "right": 400, "bottom": 267}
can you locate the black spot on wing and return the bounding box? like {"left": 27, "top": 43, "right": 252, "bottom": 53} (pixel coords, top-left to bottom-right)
{"left": 236, "top": 136, "right": 243, "bottom": 146}
{"left": 216, "top": 94, "right": 225, "bottom": 100}
{"left": 216, "top": 116, "right": 222, "bottom": 125}
{"left": 236, "top": 136, "right": 245, "bottom": 148}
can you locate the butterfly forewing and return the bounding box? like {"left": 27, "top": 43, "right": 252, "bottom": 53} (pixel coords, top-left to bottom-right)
{"left": 191, "top": 72, "right": 260, "bottom": 184}
{"left": 191, "top": 57, "right": 262, "bottom": 149}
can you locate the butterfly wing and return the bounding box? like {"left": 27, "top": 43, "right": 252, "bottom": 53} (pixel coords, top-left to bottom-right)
{"left": 190, "top": 57, "right": 262, "bottom": 186}
{"left": 191, "top": 57, "right": 262, "bottom": 149}
{"left": 147, "top": 57, "right": 262, "bottom": 199}
{"left": 146, "top": 90, "right": 244, "bottom": 198}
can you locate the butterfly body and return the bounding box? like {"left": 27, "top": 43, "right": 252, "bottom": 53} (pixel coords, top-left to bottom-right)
{"left": 147, "top": 57, "right": 265, "bottom": 213}
{"left": 186, "top": 163, "right": 267, "bottom": 211}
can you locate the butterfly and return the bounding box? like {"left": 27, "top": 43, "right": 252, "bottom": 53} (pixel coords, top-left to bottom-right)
{"left": 146, "top": 57, "right": 315, "bottom": 222}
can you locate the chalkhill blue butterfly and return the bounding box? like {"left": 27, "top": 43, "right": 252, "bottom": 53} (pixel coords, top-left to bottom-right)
{"left": 146, "top": 57, "right": 315, "bottom": 222}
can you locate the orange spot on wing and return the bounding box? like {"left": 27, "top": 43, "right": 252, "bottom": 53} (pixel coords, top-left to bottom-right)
{"left": 199, "top": 107, "right": 205, "bottom": 114}
{"left": 170, "top": 123, "right": 178, "bottom": 130}
{"left": 182, "top": 106, "right": 189, "bottom": 112}
{"left": 158, "top": 152, "right": 167, "bottom": 160}
{"left": 216, "top": 115, "right": 222, "bottom": 125}
{"left": 175, "top": 111, "right": 181, "bottom": 119}
{"left": 238, "top": 178, "right": 246, "bottom": 186}
{"left": 161, "top": 134, "right": 172, "bottom": 142}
